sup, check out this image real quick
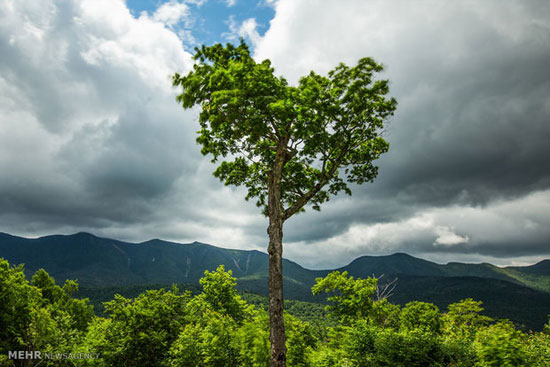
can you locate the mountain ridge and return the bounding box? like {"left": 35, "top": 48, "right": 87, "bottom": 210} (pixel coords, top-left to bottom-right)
{"left": 1, "top": 231, "right": 550, "bottom": 330}
{"left": 2, "top": 231, "right": 546, "bottom": 269}
{"left": 1, "top": 231, "right": 548, "bottom": 288}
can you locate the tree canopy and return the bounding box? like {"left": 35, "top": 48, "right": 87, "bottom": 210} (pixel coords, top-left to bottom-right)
{"left": 173, "top": 41, "right": 396, "bottom": 217}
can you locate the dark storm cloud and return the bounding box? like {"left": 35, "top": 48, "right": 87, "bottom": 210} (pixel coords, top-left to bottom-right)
{"left": 374, "top": 40, "right": 550, "bottom": 206}
{"left": 342, "top": 1, "right": 550, "bottom": 207}
{"left": 59, "top": 105, "right": 195, "bottom": 201}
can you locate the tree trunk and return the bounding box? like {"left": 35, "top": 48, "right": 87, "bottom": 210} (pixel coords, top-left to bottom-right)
{"left": 267, "top": 147, "right": 287, "bottom": 367}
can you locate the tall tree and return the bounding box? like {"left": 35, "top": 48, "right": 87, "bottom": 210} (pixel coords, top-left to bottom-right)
{"left": 173, "top": 41, "right": 396, "bottom": 367}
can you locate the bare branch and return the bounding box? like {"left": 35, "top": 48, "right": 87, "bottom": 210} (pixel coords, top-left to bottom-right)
{"left": 283, "top": 139, "right": 350, "bottom": 221}
{"left": 374, "top": 274, "right": 398, "bottom": 301}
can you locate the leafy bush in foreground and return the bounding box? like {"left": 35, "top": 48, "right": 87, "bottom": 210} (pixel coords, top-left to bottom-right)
{"left": 1, "top": 257, "right": 549, "bottom": 366}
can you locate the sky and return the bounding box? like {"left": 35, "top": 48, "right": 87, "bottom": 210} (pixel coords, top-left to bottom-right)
{"left": 1, "top": 0, "right": 549, "bottom": 269}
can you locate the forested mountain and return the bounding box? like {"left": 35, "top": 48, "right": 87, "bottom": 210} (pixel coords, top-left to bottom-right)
{"left": 0, "top": 232, "right": 320, "bottom": 298}
{"left": 1, "top": 231, "right": 549, "bottom": 329}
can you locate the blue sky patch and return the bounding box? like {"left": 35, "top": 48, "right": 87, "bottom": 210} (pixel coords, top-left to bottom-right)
{"left": 126, "top": 0, "right": 275, "bottom": 48}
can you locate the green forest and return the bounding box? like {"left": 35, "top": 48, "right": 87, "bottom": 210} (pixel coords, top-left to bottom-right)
{"left": 1, "top": 257, "right": 549, "bottom": 366}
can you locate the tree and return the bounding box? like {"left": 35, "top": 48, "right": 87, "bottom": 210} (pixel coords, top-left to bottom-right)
{"left": 400, "top": 301, "right": 441, "bottom": 334}
{"left": 443, "top": 298, "right": 491, "bottom": 339}
{"left": 99, "top": 287, "right": 190, "bottom": 366}
{"left": 474, "top": 321, "right": 529, "bottom": 367}
{"left": 168, "top": 309, "right": 241, "bottom": 367}
{"left": 0, "top": 258, "right": 41, "bottom": 355}
{"left": 173, "top": 41, "right": 396, "bottom": 366}
{"left": 31, "top": 269, "right": 94, "bottom": 332}
{"left": 194, "top": 265, "right": 252, "bottom": 323}
{"left": 1, "top": 260, "right": 95, "bottom": 365}
{"left": 312, "top": 271, "right": 378, "bottom": 325}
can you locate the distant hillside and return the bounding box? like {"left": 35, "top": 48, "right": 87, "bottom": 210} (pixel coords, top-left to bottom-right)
{"left": 500, "top": 260, "right": 550, "bottom": 294}
{"left": 390, "top": 275, "right": 550, "bottom": 330}
{"left": 339, "top": 252, "right": 550, "bottom": 293}
{"left": 0, "top": 232, "right": 318, "bottom": 299}
{"left": 1, "top": 232, "right": 549, "bottom": 330}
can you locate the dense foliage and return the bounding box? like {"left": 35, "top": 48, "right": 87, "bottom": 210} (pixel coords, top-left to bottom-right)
{"left": 1, "top": 257, "right": 549, "bottom": 366}
{"left": 172, "top": 41, "right": 396, "bottom": 216}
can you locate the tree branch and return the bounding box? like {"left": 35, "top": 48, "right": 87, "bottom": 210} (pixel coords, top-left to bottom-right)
{"left": 283, "top": 140, "right": 350, "bottom": 221}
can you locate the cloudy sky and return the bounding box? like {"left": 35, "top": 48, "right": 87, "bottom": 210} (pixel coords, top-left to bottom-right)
{"left": 1, "top": 0, "right": 549, "bottom": 269}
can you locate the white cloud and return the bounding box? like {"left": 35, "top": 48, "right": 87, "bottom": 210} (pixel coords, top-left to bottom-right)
{"left": 239, "top": 18, "right": 261, "bottom": 46}
{"left": 434, "top": 226, "right": 469, "bottom": 246}
{"left": 184, "top": 0, "right": 207, "bottom": 6}
{"left": 284, "top": 190, "right": 550, "bottom": 269}
{"left": 177, "top": 29, "right": 196, "bottom": 45}
{"left": 223, "top": 15, "right": 239, "bottom": 40}
{"left": 254, "top": 0, "right": 549, "bottom": 86}
{"left": 262, "top": 0, "right": 277, "bottom": 7}
{"left": 223, "top": 16, "right": 261, "bottom": 46}
{"left": 151, "top": 0, "right": 191, "bottom": 28}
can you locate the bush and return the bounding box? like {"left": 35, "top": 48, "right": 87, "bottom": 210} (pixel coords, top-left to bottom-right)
{"left": 474, "top": 321, "right": 528, "bottom": 367}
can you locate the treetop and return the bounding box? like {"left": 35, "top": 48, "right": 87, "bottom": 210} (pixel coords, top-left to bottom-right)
{"left": 173, "top": 41, "right": 396, "bottom": 219}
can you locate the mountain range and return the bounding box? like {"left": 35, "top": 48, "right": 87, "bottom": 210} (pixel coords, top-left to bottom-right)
{"left": 1, "top": 232, "right": 549, "bottom": 330}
